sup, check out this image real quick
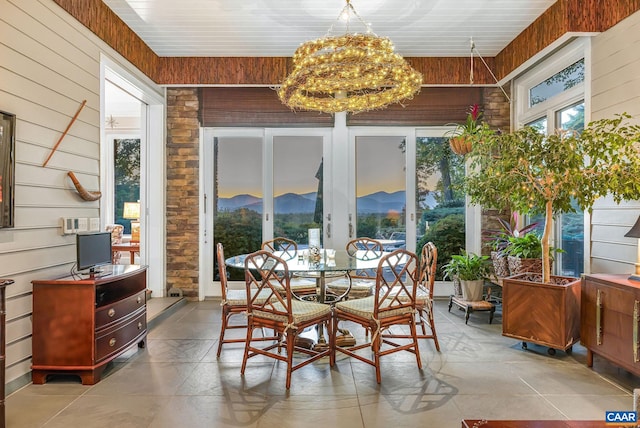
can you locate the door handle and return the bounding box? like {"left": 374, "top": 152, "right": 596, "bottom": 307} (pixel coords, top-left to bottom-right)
{"left": 596, "top": 289, "right": 603, "bottom": 345}
{"left": 327, "top": 222, "right": 331, "bottom": 238}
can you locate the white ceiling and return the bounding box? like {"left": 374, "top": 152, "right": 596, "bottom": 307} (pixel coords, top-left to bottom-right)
{"left": 102, "top": 0, "right": 556, "bottom": 57}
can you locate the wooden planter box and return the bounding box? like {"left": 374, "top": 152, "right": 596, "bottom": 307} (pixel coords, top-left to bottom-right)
{"left": 502, "top": 273, "right": 581, "bottom": 354}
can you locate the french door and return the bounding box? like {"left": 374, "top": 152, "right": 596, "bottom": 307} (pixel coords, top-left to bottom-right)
{"left": 201, "top": 126, "right": 475, "bottom": 297}
{"left": 201, "top": 128, "right": 332, "bottom": 294}
{"left": 347, "top": 129, "right": 416, "bottom": 253}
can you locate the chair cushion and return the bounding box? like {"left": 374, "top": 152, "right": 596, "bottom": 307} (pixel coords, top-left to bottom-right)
{"left": 335, "top": 295, "right": 413, "bottom": 320}
{"left": 270, "top": 277, "right": 317, "bottom": 294}
{"left": 326, "top": 277, "right": 375, "bottom": 298}
{"left": 226, "top": 288, "right": 272, "bottom": 306}
{"left": 253, "top": 300, "right": 331, "bottom": 325}
{"left": 225, "top": 288, "right": 248, "bottom": 305}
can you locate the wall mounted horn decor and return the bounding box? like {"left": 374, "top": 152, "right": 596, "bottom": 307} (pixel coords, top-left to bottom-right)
{"left": 67, "top": 171, "right": 101, "bottom": 201}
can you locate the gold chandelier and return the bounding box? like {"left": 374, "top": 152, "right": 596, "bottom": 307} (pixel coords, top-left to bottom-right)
{"left": 278, "top": 0, "right": 423, "bottom": 114}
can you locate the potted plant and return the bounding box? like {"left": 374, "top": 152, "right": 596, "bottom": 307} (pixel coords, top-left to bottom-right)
{"left": 486, "top": 213, "right": 538, "bottom": 277}
{"left": 446, "top": 104, "right": 491, "bottom": 155}
{"left": 442, "top": 252, "right": 492, "bottom": 301}
{"left": 464, "top": 113, "right": 640, "bottom": 353}
{"left": 504, "top": 232, "right": 561, "bottom": 276}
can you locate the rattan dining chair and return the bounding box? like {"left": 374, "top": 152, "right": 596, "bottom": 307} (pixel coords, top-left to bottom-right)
{"left": 325, "top": 237, "right": 384, "bottom": 300}
{"left": 241, "top": 250, "right": 334, "bottom": 389}
{"left": 331, "top": 248, "right": 422, "bottom": 383}
{"left": 216, "top": 243, "right": 279, "bottom": 357}
{"left": 382, "top": 242, "right": 440, "bottom": 351}
{"left": 261, "top": 237, "right": 317, "bottom": 298}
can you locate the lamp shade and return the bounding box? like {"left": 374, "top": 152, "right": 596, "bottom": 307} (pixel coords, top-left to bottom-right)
{"left": 123, "top": 202, "right": 140, "bottom": 220}
{"left": 625, "top": 215, "right": 640, "bottom": 239}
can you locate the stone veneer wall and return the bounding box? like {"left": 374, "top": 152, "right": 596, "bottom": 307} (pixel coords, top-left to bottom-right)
{"left": 166, "top": 88, "right": 200, "bottom": 299}
{"left": 481, "top": 86, "right": 512, "bottom": 255}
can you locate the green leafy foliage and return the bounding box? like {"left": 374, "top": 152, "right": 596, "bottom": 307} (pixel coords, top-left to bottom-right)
{"left": 465, "top": 113, "right": 640, "bottom": 282}
{"left": 442, "top": 251, "right": 491, "bottom": 281}
{"left": 504, "top": 233, "right": 543, "bottom": 259}
{"left": 418, "top": 214, "right": 465, "bottom": 280}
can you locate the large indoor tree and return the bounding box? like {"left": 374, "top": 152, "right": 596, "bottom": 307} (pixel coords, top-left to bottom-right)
{"left": 465, "top": 114, "right": 640, "bottom": 283}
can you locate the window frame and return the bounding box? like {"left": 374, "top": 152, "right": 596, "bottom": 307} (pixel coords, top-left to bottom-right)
{"left": 514, "top": 38, "right": 589, "bottom": 276}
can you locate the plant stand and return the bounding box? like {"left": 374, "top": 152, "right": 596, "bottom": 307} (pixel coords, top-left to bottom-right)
{"left": 449, "top": 295, "right": 495, "bottom": 324}
{"left": 502, "top": 273, "right": 580, "bottom": 355}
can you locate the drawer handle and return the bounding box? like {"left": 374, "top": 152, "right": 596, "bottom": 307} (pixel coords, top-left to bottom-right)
{"left": 634, "top": 300, "right": 639, "bottom": 363}
{"left": 596, "top": 289, "right": 602, "bottom": 345}
{"left": 137, "top": 296, "right": 142, "bottom": 304}
{"left": 109, "top": 338, "right": 117, "bottom": 347}
{"left": 138, "top": 322, "right": 143, "bottom": 330}
{"left": 108, "top": 308, "right": 116, "bottom": 318}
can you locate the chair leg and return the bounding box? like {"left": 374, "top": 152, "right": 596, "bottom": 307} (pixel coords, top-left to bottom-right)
{"left": 429, "top": 311, "right": 440, "bottom": 352}
{"left": 216, "top": 309, "right": 229, "bottom": 358}
{"left": 410, "top": 319, "right": 422, "bottom": 370}
{"left": 285, "top": 329, "right": 296, "bottom": 390}
{"left": 329, "top": 317, "right": 336, "bottom": 366}
{"left": 371, "top": 327, "right": 382, "bottom": 384}
{"left": 241, "top": 322, "right": 254, "bottom": 376}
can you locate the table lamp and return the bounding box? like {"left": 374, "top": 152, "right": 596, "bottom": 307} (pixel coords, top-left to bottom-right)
{"left": 624, "top": 214, "right": 640, "bottom": 281}
{"left": 123, "top": 201, "right": 140, "bottom": 243}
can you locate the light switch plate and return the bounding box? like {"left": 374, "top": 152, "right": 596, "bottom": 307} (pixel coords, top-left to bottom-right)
{"left": 89, "top": 218, "right": 100, "bottom": 231}
{"left": 76, "top": 218, "right": 88, "bottom": 232}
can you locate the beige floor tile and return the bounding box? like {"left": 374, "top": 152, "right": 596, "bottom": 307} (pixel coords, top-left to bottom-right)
{"left": 7, "top": 299, "right": 639, "bottom": 427}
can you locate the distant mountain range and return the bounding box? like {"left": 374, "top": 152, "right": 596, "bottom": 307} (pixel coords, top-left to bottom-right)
{"left": 218, "top": 190, "right": 426, "bottom": 214}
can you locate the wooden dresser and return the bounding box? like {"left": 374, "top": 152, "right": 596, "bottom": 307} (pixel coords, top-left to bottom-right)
{"left": 581, "top": 274, "right": 640, "bottom": 376}
{"left": 31, "top": 265, "right": 147, "bottom": 385}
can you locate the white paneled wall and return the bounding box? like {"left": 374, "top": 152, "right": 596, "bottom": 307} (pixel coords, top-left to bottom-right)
{"left": 0, "top": 0, "right": 161, "bottom": 388}
{"left": 590, "top": 11, "right": 640, "bottom": 275}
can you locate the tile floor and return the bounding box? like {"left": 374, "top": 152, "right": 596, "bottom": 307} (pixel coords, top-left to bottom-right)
{"left": 6, "top": 298, "right": 640, "bottom": 427}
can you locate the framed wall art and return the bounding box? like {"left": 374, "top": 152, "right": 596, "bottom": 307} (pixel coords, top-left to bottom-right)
{"left": 0, "top": 111, "right": 15, "bottom": 228}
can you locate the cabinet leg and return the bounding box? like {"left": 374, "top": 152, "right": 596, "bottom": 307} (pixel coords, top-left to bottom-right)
{"left": 465, "top": 307, "right": 470, "bottom": 324}
{"left": 586, "top": 349, "right": 593, "bottom": 367}
{"left": 448, "top": 296, "right": 453, "bottom": 312}
{"left": 138, "top": 339, "right": 146, "bottom": 348}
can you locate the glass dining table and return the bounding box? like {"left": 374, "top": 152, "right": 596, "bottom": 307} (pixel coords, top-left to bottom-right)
{"left": 224, "top": 248, "right": 385, "bottom": 304}
{"left": 225, "top": 248, "right": 387, "bottom": 350}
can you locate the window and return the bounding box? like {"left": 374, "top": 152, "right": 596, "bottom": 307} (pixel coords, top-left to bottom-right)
{"left": 529, "top": 59, "right": 584, "bottom": 107}
{"left": 516, "top": 39, "right": 587, "bottom": 277}
{"left": 415, "top": 135, "right": 466, "bottom": 278}
{"left": 114, "top": 138, "right": 140, "bottom": 234}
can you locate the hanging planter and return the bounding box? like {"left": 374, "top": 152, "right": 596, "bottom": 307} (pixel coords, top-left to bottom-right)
{"left": 449, "top": 135, "right": 473, "bottom": 155}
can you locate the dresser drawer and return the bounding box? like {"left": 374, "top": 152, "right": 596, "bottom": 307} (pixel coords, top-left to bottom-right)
{"left": 95, "top": 290, "right": 145, "bottom": 329}
{"left": 95, "top": 309, "right": 146, "bottom": 362}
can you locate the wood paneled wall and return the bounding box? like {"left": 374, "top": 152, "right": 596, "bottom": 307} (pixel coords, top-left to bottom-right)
{"left": 1, "top": 0, "right": 164, "bottom": 391}
{"left": 589, "top": 9, "right": 640, "bottom": 275}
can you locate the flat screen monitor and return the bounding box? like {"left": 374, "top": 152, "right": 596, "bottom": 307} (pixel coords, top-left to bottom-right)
{"left": 76, "top": 232, "right": 112, "bottom": 273}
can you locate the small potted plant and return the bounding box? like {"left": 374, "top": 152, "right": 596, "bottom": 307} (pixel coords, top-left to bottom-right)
{"left": 504, "top": 232, "right": 561, "bottom": 276}
{"left": 442, "top": 252, "right": 492, "bottom": 301}
{"left": 446, "top": 104, "right": 491, "bottom": 155}
{"left": 487, "top": 213, "right": 539, "bottom": 278}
